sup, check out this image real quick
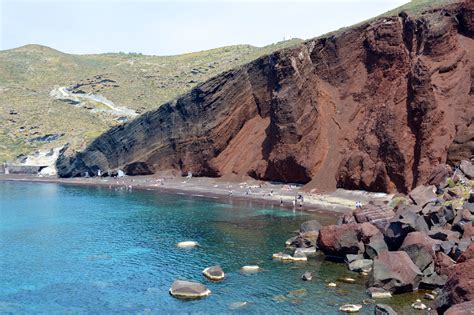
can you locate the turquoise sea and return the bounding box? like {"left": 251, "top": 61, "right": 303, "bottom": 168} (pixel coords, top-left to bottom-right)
{"left": 0, "top": 181, "right": 424, "bottom": 314}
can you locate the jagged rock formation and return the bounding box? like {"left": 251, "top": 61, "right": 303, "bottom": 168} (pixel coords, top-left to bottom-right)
{"left": 58, "top": 1, "right": 474, "bottom": 193}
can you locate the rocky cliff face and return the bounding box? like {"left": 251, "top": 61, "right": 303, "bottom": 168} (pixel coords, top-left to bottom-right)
{"left": 57, "top": 1, "right": 474, "bottom": 193}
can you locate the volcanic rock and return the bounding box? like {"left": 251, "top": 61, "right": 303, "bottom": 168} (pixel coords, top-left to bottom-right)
{"left": 460, "top": 160, "right": 474, "bottom": 179}
{"left": 409, "top": 185, "right": 437, "bottom": 207}
{"left": 202, "top": 266, "right": 225, "bottom": 281}
{"left": 169, "top": 280, "right": 211, "bottom": 299}
{"left": 372, "top": 251, "right": 422, "bottom": 294}
{"left": 435, "top": 257, "right": 474, "bottom": 313}
{"left": 374, "top": 304, "right": 397, "bottom": 315}
{"left": 365, "top": 233, "right": 388, "bottom": 259}
{"left": 400, "top": 232, "right": 438, "bottom": 272}
{"left": 123, "top": 161, "right": 155, "bottom": 175}
{"left": 57, "top": 1, "right": 474, "bottom": 194}
{"left": 444, "top": 300, "right": 474, "bottom": 315}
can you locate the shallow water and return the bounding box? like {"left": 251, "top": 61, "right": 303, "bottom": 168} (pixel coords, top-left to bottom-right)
{"left": 0, "top": 181, "right": 428, "bottom": 314}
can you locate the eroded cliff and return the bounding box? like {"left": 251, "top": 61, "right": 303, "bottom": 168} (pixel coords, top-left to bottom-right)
{"left": 57, "top": 1, "right": 474, "bottom": 193}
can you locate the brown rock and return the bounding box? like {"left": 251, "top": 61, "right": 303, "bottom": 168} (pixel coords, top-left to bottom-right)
{"left": 427, "top": 164, "right": 453, "bottom": 187}
{"left": 457, "top": 243, "right": 474, "bottom": 263}
{"left": 434, "top": 251, "right": 455, "bottom": 276}
{"left": 445, "top": 300, "right": 474, "bottom": 315}
{"left": 436, "top": 258, "right": 474, "bottom": 313}
{"left": 56, "top": 1, "right": 474, "bottom": 194}
{"left": 400, "top": 231, "right": 438, "bottom": 272}
{"left": 372, "top": 251, "right": 422, "bottom": 294}
{"left": 409, "top": 185, "right": 437, "bottom": 207}
{"left": 317, "top": 224, "right": 363, "bottom": 257}
{"left": 353, "top": 203, "right": 395, "bottom": 231}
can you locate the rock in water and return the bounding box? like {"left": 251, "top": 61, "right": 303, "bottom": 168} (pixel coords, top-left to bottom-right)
{"left": 202, "top": 266, "right": 225, "bottom": 281}
{"left": 169, "top": 280, "right": 211, "bottom": 299}
{"left": 176, "top": 241, "right": 199, "bottom": 248}
{"left": 374, "top": 304, "right": 397, "bottom": 315}
{"left": 348, "top": 259, "right": 373, "bottom": 272}
{"left": 301, "top": 271, "right": 313, "bottom": 281}
{"left": 339, "top": 304, "right": 362, "bottom": 313}
{"left": 411, "top": 299, "right": 427, "bottom": 310}
{"left": 367, "top": 287, "right": 392, "bottom": 299}
{"left": 241, "top": 265, "right": 260, "bottom": 272}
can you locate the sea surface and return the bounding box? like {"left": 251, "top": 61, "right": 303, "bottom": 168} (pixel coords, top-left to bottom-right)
{"left": 0, "top": 181, "right": 426, "bottom": 314}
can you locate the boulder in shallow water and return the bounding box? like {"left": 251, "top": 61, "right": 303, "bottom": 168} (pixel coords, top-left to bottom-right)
{"left": 348, "top": 259, "right": 373, "bottom": 273}
{"left": 372, "top": 251, "right": 422, "bottom": 294}
{"left": 317, "top": 224, "right": 363, "bottom": 257}
{"left": 202, "top": 266, "right": 224, "bottom": 281}
{"left": 367, "top": 287, "right": 392, "bottom": 299}
{"left": 374, "top": 303, "right": 397, "bottom": 315}
{"left": 301, "top": 271, "right": 313, "bottom": 281}
{"left": 176, "top": 241, "right": 199, "bottom": 248}
{"left": 241, "top": 265, "right": 260, "bottom": 272}
{"left": 169, "top": 280, "right": 211, "bottom": 299}
{"left": 339, "top": 304, "right": 362, "bottom": 313}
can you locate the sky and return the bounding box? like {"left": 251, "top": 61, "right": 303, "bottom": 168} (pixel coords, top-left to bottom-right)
{"left": 0, "top": 0, "right": 410, "bottom": 56}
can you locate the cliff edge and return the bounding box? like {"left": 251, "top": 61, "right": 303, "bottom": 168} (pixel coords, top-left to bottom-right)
{"left": 57, "top": 1, "right": 474, "bottom": 193}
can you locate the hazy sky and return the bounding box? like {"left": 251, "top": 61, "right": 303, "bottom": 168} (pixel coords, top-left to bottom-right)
{"left": 1, "top": 0, "right": 409, "bottom": 55}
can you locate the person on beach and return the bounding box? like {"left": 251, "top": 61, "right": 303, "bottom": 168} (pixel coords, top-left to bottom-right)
{"left": 280, "top": 198, "right": 283, "bottom": 206}
{"left": 292, "top": 199, "right": 296, "bottom": 208}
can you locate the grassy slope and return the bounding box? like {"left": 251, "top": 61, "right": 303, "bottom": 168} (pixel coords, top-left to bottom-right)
{"left": 0, "top": 39, "right": 301, "bottom": 162}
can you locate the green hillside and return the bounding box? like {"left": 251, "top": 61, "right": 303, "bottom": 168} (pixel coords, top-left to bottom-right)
{"left": 0, "top": 39, "right": 302, "bottom": 162}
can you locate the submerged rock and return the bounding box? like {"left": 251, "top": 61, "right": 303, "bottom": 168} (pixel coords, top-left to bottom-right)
{"left": 367, "top": 287, "right": 392, "bottom": 299}
{"left": 374, "top": 303, "right": 397, "bottom": 315}
{"left": 176, "top": 241, "right": 199, "bottom": 248}
{"left": 202, "top": 266, "right": 225, "bottom": 281}
{"left": 339, "top": 304, "right": 362, "bottom": 313}
{"left": 411, "top": 299, "right": 427, "bottom": 310}
{"left": 348, "top": 259, "right": 373, "bottom": 273}
{"left": 241, "top": 265, "right": 260, "bottom": 272}
{"left": 301, "top": 271, "right": 313, "bottom": 281}
{"left": 169, "top": 280, "right": 211, "bottom": 299}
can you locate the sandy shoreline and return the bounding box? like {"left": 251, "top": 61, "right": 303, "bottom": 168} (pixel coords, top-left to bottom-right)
{"left": 0, "top": 174, "right": 392, "bottom": 215}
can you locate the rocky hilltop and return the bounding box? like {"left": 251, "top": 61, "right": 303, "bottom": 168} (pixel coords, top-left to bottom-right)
{"left": 58, "top": 0, "right": 474, "bottom": 193}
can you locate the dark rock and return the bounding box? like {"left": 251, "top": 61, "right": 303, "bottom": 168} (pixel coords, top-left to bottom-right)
{"left": 428, "top": 227, "right": 461, "bottom": 242}
{"left": 374, "top": 304, "right": 397, "bottom": 315}
{"left": 202, "top": 266, "right": 225, "bottom": 281}
{"left": 317, "top": 224, "right": 363, "bottom": 257}
{"left": 169, "top": 280, "right": 211, "bottom": 299}
{"left": 459, "top": 160, "right": 474, "bottom": 179}
{"left": 400, "top": 232, "right": 438, "bottom": 272}
{"left": 301, "top": 271, "right": 313, "bottom": 281}
{"left": 435, "top": 258, "right": 474, "bottom": 313}
{"left": 353, "top": 203, "right": 395, "bottom": 230}
{"left": 444, "top": 300, "right": 474, "bottom": 315}
{"left": 434, "top": 251, "right": 455, "bottom": 275}
{"left": 440, "top": 240, "right": 456, "bottom": 255}
{"left": 29, "top": 133, "right": 63, "bottom": 143}
{"left": 409, "top": 185, "right": 437, "bottom": 207}
{"left": 427, "top": 206, "right": 456, "bottom": 227}
{"left": 463, "top": 201, "right": 474, "bottom": 214}
{"left": 123, "top": 161, "right": 155, "bottom": 175}
{"left": 384, "top": 209, "right": 429, "bottom": 250}
{"left": 427, "top": 164, "right": 453, "bottom": 187}
{"left": 299, "top": 220, "right": 322, "bottom": 237}
{"left": 420, "top": 272, "right": 447, "bottom": 289}
{"left": 365, "top": 233, "right": 389, "bottom": 259}
{"left": 452, "top": 239, "right": 472, "bottom": 260}
{"left": 447, "top": 125, "right": 474, "bottom": 166}
{"left": 372, "top": 251, "right": 422, "bottom": 294}
{"left": 337, "top": 213, "right": 357, "bottom": 225}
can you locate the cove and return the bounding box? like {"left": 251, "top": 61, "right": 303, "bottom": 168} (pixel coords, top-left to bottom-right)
{"left": 0, "top": 181, "right": 419, "bottom": 314}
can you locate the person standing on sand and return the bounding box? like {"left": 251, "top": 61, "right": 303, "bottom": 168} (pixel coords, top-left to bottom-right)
{"left": 280, "top": 198, "right": 283, "bottom": 206}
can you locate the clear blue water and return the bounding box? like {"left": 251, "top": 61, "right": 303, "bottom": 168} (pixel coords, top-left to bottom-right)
{"left": 0, "top": 181, "right": 421, "bottom": 314}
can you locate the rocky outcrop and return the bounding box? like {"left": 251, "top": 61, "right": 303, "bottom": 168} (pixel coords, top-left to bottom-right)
{"left": 57, "top": 1, "right": 474, "bottom": 194}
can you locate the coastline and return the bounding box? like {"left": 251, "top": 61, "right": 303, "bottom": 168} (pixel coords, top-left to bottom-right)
{"left": 0, "top": 174, "right": 392, "bottom": 215}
